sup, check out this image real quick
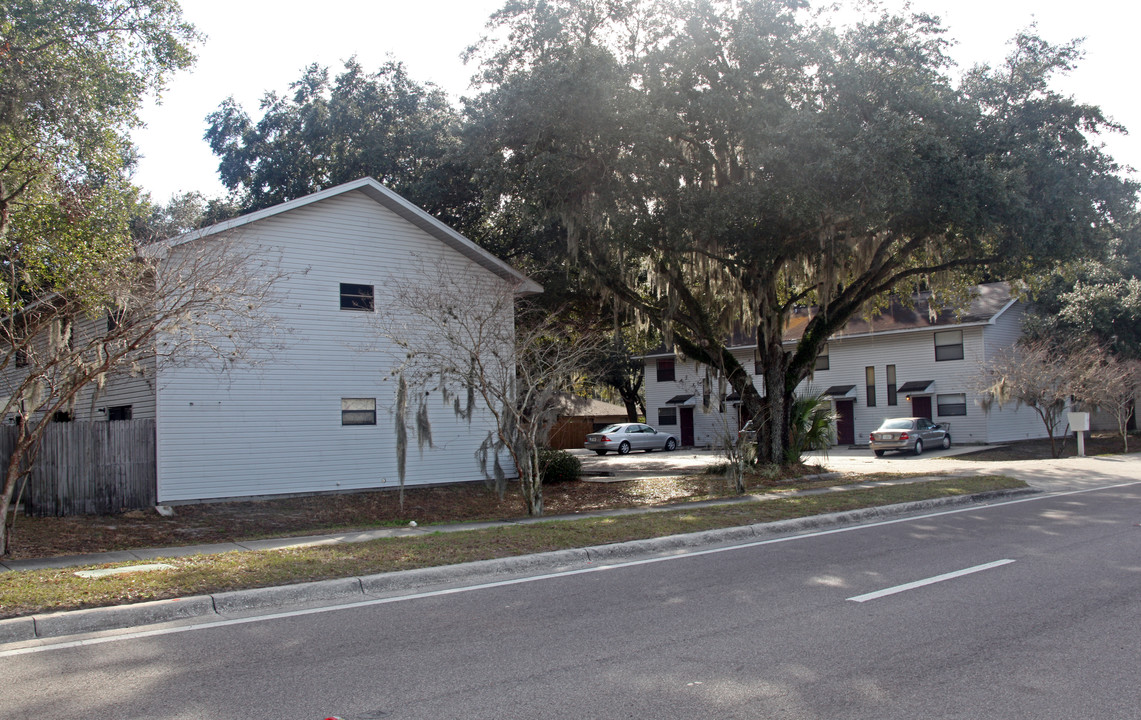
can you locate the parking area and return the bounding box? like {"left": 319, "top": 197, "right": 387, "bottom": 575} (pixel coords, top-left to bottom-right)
{"left": 573, "top": 443, "right": 987, "bottom": 481}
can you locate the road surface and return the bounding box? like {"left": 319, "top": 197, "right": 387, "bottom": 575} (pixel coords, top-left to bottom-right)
{"left": 3, "top": 475, "right": 1139, "bottom": 719}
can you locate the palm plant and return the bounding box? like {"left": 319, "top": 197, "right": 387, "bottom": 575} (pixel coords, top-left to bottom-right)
{"left": 784, "top": 392, "right": 838, "bottom": 465}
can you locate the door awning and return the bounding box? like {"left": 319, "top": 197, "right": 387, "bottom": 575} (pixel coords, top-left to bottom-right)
{"left": 898, "top": 380, "right": 935, "bottom": 394}
{"left": 823, "top": 385, "right": 857, "bottom": 399}
{"left": 665, "top": 394, "right": 696, "bottom": 405}
{"left": 724, "top": 392, "right": 740, "bottom": 402}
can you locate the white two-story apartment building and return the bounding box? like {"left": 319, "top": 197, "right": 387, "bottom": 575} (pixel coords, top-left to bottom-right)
{"left": 3, "top": 177, "right": 540, "bottom": 504}
{"left": 643, "top": 283, "right": 1047, "bottom": 448}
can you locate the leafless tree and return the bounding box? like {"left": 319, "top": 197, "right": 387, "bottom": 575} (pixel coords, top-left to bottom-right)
{"left": 1070, "top": 348, "right": 1141, "bottom": 453}
{"left": 0, "top": 235, "right": 283, "bottom": 553}
{"left": 976, "top": 340, "right": 1094, "bottom": 458}
{"left": 381, "top": 269, "right": 602, "bottom": 516}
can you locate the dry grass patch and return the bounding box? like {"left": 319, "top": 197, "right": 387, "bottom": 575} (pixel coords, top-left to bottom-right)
{"left": 0, "top": 475, "right": 1026, "bottom": 619}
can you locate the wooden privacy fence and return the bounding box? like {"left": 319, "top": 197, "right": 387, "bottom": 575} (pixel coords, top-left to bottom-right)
{"left": 0, "top": 420, "right": 156, "bottom": 517}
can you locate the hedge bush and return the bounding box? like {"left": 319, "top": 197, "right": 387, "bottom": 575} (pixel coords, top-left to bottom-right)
{"left": 538, "top": 448, "right": 582, "bottom": 484}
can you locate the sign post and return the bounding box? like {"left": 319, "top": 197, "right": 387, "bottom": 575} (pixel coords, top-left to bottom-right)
{"left": 1068, "top": 412, "right": 1090, "bottom": 457}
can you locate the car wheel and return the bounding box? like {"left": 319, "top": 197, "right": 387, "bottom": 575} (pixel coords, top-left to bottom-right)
{"left": 618, "top": 441, "right": 631, "bottom": 455}
{"left": 942, "top": 435, "right": 951, "bottom": 450}
{"left": 594, "top": 450, "right": 607, "bottom": 456}
{"left": 914, "top": 439, "right": 923, "bottom": 456}
{"left": 665, "top": 438, "right": 677, "bottom": 451}
{"left": 874, "top": 449, "right": 885, "bottom": 457}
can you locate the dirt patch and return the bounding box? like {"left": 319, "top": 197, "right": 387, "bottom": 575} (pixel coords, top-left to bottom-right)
{"left": 954, "top": 432, "right": 1136, "bottom": 462}
{"left": 5, "top": 466, "right": 815, "bottom": 560}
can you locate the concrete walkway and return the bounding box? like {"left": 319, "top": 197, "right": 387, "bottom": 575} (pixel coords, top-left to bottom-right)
{"left": 0, "top": 471, "right": 921, "bottom": 573}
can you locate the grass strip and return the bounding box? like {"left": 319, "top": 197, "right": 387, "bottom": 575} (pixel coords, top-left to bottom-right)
{"left": 0, "top": 476, "right": 1025, "bottom": 619}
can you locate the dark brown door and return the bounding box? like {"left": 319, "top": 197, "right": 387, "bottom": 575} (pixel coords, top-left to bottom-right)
{"left": 835, "top": 400, "right": 855, "bottom": 445}
{"left": 680, "top": 407, "right": 695, "bottom": 447}
{"left": 911, "top": 395, "right": 932, "bottom": 420}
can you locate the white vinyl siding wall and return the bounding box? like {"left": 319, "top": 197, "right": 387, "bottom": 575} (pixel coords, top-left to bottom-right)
{"left": 644, "top": 348, "right": 761, "bottom": 447}
{"left": 155, "top": 190, "right": 510, "bottom": 503}
{"left": 977, "top": 304, "right": 1053, "bottom": 441}
{"left": 640, "top": 298, "right": 1053, "bottom": 448}
{"left": 0, "top": 314, "right": 156, "bottom": 423}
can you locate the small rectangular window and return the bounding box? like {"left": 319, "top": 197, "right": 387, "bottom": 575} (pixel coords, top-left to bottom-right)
{"left": 815, "top": 344, "right": 830, "bottom": 371}
{"left": 14, "top": 349, "right": 29, "bottom": 368}
{"left": 341, "top": 398, "right": 377, "bottom": 425}
{"left": 886, "top": 365, "right": 898, "bottom": 406}
{"left": 934, "top": 330, "right": 964, "bottom": 361}
{"left": 937, "top": 393, "right": 967, "bottom": 416}
{"left": 108, "top": 405, "right": 133, "bottom": 421}
{"left": 656, "top": 358, "right": 675, "bottom": 382}
{"left": 865, "top": 366, "right": 876, "bottom": 407}
{"left": 107, "top": 306, "right": 127, "bottom": 332}
{"left": 658, "top": 407, "right": 677, "bottom": 426}
{"left": 340, "top": 283, "right": 375, "bottom": 311}
{"left": 754, "top": 350, "right": 763, "bottom": 376}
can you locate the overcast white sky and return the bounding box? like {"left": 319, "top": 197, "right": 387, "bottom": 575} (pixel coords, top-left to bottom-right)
{"left": 131, "top": 0, "right": 1141, "bottom": 202}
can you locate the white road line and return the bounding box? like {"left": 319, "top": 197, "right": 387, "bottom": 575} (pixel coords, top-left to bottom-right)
{"left": 847, "top": 559, "right": 1016, "bottom": 603}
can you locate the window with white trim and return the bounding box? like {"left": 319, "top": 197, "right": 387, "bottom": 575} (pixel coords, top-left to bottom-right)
{"left": 340, "top": 283, "right": 375, "bottom": 311}
{"left": 341, "top": 398, "right": 377, "bottom": 425}
{"left": 658, "top": 407, "right": 677, "bottom": 426}
{"left": 934, "top": 330, "right": 964, "bottom": 361}
{"left": 815, "top": 344, "right": 830, "bottom": 371}
{"left": 656, "top": 358, "right": 675, "bottom": 382}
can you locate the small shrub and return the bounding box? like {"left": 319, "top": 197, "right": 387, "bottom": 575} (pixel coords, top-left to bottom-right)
{"left": 538, "top": 448, "right": 581, "bottom": 484}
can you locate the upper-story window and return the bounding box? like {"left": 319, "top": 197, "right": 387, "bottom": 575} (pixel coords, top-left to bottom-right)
{"left": 865, "top": 366, "right": 877, "bottom": 407}
{"left": 341, "top": 398, "right": 377, "bottom": 425}
{"left": 934, "top": 330, "right": 964, "bottom": 361}
{"left": 14, "top": 349, "right": 29, "bottom": 368}
{"left": 340, "top": 283, "right": 375, "bottom": 311}
{"left": 815, "top": 344, "right": 830, "bottom": 371}
{"left": 656, "top": 358, "right": 675, "bottom": 382}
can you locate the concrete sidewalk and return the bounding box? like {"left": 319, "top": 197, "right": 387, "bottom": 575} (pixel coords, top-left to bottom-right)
{"left": 0, "top": 470, "right": 905, "bottom": 573}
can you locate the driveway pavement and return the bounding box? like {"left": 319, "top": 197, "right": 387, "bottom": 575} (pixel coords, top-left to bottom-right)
{"left": 575, "top": 444, "right": 1141, "bottom": 493}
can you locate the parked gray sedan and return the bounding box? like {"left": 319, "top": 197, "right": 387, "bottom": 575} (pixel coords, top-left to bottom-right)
{"left": 869, "top": 417, "right": 951, "bottom": 457}
{"left": 584, "top": 423, "right": 679, "bottom": 455}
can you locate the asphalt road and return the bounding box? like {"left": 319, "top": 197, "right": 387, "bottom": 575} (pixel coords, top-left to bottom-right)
{"left": 3, "top": 478, "right": 1140, "bottom": 719}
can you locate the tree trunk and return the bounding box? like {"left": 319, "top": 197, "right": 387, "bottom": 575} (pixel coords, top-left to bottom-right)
{"left": 621, "top": 395, "right": 640, "bottom": 423}
{"left": 0, "top": 442, "right": 28, "bottom": 556}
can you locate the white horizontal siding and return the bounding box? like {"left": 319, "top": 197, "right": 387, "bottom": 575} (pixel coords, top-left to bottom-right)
{"left": 641, "top": 302, "right": 1049, "bottom": 448}
{"left": 156, "top": 190, "right": 514, "bottom": 503}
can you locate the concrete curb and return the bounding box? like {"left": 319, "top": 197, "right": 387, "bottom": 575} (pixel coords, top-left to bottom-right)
{"left": 0, "top": 487, "right": 1038, "bottom": 644}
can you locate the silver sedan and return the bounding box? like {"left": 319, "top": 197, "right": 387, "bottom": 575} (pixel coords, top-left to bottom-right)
{"left": 869, "top": 417, "right": 951, "bottom": 457}
{"left": 584, "top": 423, "right": 679, "bottom": 455}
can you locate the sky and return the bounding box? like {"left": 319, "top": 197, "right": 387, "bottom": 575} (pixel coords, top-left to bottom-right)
{"left": 131, "top": 0, "right": 1141, "bottom": 202}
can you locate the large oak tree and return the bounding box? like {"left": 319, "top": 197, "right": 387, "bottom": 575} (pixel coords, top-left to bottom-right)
{"left": 464, "top": 0, "right": 1137, "bottom": 464}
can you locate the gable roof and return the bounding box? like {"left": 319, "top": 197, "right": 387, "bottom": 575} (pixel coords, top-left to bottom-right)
{"left": 145, "top": 177, "right": 542, "bottom": 295}
{"left": 642, "top": 282, "right": 1017, "bottom": 358}
{"left": 781, "top": 282, "right": 1016, "bottom": 343}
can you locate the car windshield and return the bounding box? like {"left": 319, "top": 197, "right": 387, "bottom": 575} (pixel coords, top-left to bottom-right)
{"left": 880, "top": 419, "right": 914, "bottom": 430}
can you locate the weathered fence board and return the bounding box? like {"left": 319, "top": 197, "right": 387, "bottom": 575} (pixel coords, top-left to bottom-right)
{"left": 0, "top": 420, "right": 156, "bottom": 516}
